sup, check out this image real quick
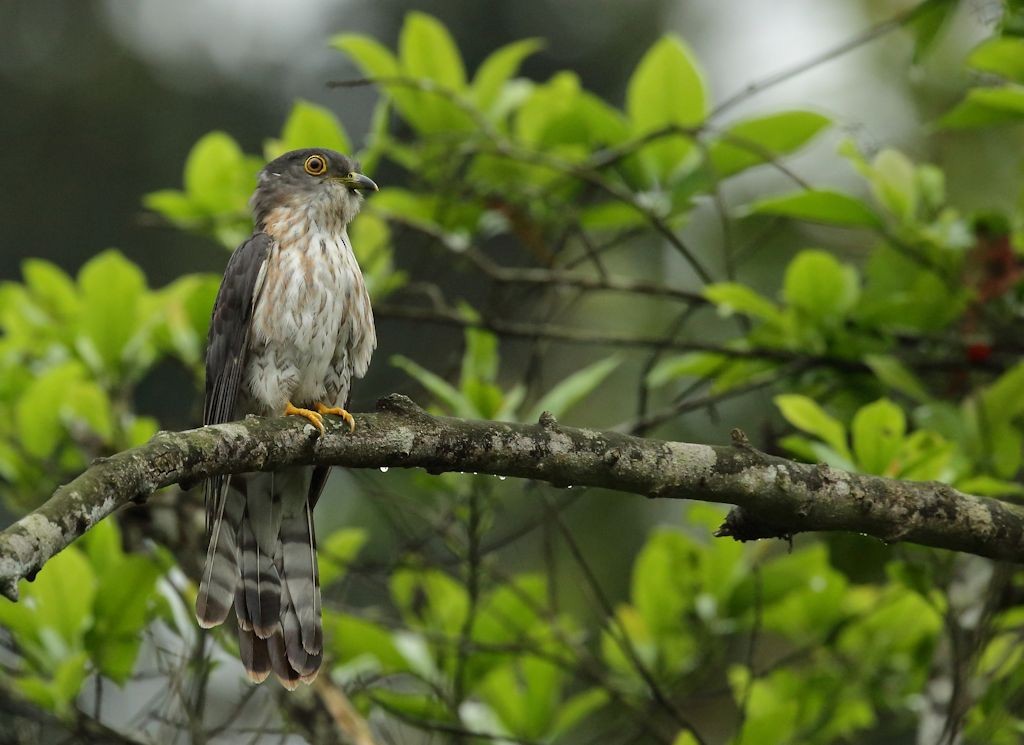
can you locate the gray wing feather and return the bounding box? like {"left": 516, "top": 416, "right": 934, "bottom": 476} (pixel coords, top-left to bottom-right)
{"left": 196, "top": 233, "right": 272, "bottom": 629}
{"left": 203, "top": 232, "right": 272, "bottom": 532}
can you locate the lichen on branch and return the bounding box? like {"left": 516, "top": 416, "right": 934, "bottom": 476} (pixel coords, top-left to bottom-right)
{"left": 2, "top": 393, "right": 1022, "bottom": 602}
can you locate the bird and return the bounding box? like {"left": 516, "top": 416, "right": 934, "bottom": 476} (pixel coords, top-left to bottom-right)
{"left": 194, "top": 148, "right": 378, "bottom": 689}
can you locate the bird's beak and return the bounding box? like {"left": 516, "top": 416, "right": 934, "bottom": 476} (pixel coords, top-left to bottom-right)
{"left": 346, "top": 173, "right": 378, "bottom": 192}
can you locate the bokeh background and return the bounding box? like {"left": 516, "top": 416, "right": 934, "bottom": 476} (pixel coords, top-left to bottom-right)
{"left": 2, "top": 1, "right": 1020, "bottom": 742}
{"left": 0, "top": 0, "right": 1006, "bottom": 536}
{"left": 3, "top": 0, "right": 1004, "bottom": 286}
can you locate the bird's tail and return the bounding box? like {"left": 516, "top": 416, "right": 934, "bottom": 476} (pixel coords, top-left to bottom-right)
{"left": 196, "top": 467, "right": 323, "bottom": 688}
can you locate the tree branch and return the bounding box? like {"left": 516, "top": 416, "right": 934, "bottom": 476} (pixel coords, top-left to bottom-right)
{"left": 2, "top": 394, "right": 1023, "bottom": 601}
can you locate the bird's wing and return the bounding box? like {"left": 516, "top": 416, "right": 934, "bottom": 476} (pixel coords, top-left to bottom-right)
{"left": 203, "top": 232, "right": 272, "bottom": 531}
{"left": 196, "top": 232, "right": 272, "bottom": 629}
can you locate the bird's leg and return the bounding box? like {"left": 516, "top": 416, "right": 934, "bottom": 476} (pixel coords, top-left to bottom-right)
{"left": 315, "top": 402, "right": 356, "bottom": 433}
{"left": 284, "top": 402, "right": 325, "bottom": 436}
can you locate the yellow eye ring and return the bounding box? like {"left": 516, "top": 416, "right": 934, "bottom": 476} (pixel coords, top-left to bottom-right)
{"left": 304, "top": 154, "right": 327, "bottom": 176}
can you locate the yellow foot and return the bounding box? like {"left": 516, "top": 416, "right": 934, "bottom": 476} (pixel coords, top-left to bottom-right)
{"left": 315, "top": 403, "right": 356, "bottom": 433}
{"left": 284, "top": 402, "right": 325, "bottom": 436}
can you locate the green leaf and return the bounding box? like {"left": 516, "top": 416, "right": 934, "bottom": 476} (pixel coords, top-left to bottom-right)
{"left": 632, "top": 530, "right": 698, "bottom": 636}
{"left": 803, "top": 441, "right": 857, "bottom": 471}
{"left": 525, "top": 356, "right": 621, "bottom": 422}
{"left": 31, "top": 546, "right": 96, "bottom": 651}
{"left": 479, "top": 657, "right": 564, "bottom": 738}
{"left": 672, "top": 732, "right": 701, "bottom": 745}
{"left": 371, "top": 188, "right": 442, "bottom": 229}
{"left": 462, "top": 379, "right": 505, "bottom": 419}
{"left": 626, "top": 35, "right": 707, "bottom": 181}
{"left": 0, "top": 595, "right": 39, "bottom": 642}
{"left": 127, "top": 416, "right": 159, "bottom": 448}
{"left": 704, "top": 282, "right": 785, "bottom": 325}
{"left": 391, "top": 568, "right": 468, "bottom": 636}
{"left": 898, "top": 430, "right": 955, "bottom": 482}
{"left": 331, "top": 34, "right": 399, "bottom": 78}
{"left": 851, "top": 398, "right": 906, "bottom": 475}
{"left": 391, "top": 355, "right": 474, "bottom": 418}
{"left": 319, "top": 528, "right": 368, "bottom": 587}
{"left": 81, "top": 518, "right": 121, "bottom": 577}
{"left": 647, "top": 352, "right": 727, "bottom": 387}
{"left": 143, "top": 190, "right": 204, "bottom": 222}
{"left": 600, "top": 605, "right": 657, "bottom": 677}
{"left": 348, "top": 213, "right": 404, "bottom": 300}
{"left": 472, "top": 575, "right": 547, "bottom": 648}
{"left": 515, "top": 72, "right": 582, "bottom": 146}
{"left": 466, "top": 575, "right": 552, "bottom": 683}
{"left": 752, "top": 544, "right": 849, "bottom": 637}
{"left": 64, "top": 380, "right": 114, "bottom": 443}
{"left": 989, "top": 422, "right": 1023, "bottom": 479}
{"left": 864, "top": 354, "right": 932, "bottom": 403}
{"left": 22, "top": 259, "right": 79, "bottom": 319}
{"left": 709, "top": 359, "right": 779, "bottom": 394}
{"left": 494, "top": 383, "right": 527, "bottom": 422}
{"left": 968, "top": 37, "right": 1024, "bottom": 84}
{"left": 372, "top": 690, "right": 454, "bottom": 721}
{"left": 89, "top": 556, "right": 162, "bottom": 683}
{"left": 394, "top": 12, "right": 471, "bottom": 134}
{"left": 16, "top": 362, "right": 85, "bottom": 458}
{"left": 708, "top": 111, "right": 830, "bottom": 178}
{"left": 460, "top": 316, "right": 499, "bottom": 386}
{"left": 16, "top": 652, "right": 89, "bottom": 717}
{"left": 155, "top": 273, "right": 221, "bottom": 365}
{"left": 867, "top": 149, "right": 918, "bottom": 222}
{"left": 266, "top": 100, "right": 350, "bottom": 160}
{"left": 746, "top": 190, "right": 882, "bottom": 228}
{"left": 578, "top": 201, "right": 648, "bottom": 231}
{"left": 52, "top": 653, "right": 89, "bottom": 711}
{"left": 77, "top": 250, "right": 147, "bottom": 373}
{"left": 551, "top": 688, "right": 609, "bottom": 737}
{"left": 910, "top": 0, "right": 956, "bottom": 62}
{"left": 958, "top": 475, "right": 1024, "bottom": 497}
{"left": 981, "top": 362, "right": 1024, "bottom": 427}
{"left": 783, "top": 250, "right": 860, "bottom": 321}
{"left": 940, "top": 86, "right": 1024, "bottom": 129}
{"left": 399, "top": 12, "right": 466, "bottom": 90}
{"left": 183, "top": 131, "right": 252, "bottom": 213}
{"left": 775, "top": 394, "right": 851, "bottom": 460}
{"left": 324, "top": 612, "right": 407, "bottom": 671}
{"left": 472, "top": 39, "right": 543, "bottom": 113}
{"left": 728, "top": 668, "right": 802, "bottom": 744}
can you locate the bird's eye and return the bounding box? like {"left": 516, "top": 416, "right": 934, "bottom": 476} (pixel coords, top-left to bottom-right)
{"left": 304, "top": 155, "right": 327, "bottom": 176}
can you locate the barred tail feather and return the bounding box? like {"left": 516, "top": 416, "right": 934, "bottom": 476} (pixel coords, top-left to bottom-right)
{"left": 280, "top": 501, "right": 322, "bottom": 658}
{"left": 267, "top": 630, "right": 302, "bottom": 691}
{"left": 200, "top": 466, "right": 323, "bottom": 688}
{"left": 276, "top": 466, "right": 323, "bottom": 686}
{"left": 196, "top": 480, "right": 244, "bottom": 628}
{"left": 238, "top": 516, "right": 282, "bottom": 639}
{"left": 279, "top": 572, "right": 323, "bottom": 681}
{"left": 238, "top": 627, "right": 272, "bottom": 683}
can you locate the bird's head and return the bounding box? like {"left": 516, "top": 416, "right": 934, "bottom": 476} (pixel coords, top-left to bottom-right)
{"left": 251, "top": 148, "right": 378, "bottom": 232}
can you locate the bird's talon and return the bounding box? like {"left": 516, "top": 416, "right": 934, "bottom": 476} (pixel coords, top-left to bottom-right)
{"left": 284, "top": 402, "right": 325, "bottom": 436}
{"left": 315, "top": 403, "right": 356, "bottom": 433}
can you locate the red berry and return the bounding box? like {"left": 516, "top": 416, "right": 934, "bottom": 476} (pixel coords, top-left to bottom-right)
{"left": 967, "top": 343, "right": 992, "bottom": 363}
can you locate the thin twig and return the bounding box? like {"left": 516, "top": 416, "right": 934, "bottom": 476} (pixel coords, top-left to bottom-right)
{"left": 710, "top": 0, "right": 943, "bottom": 118}
{"left": 544, "top": 495, "right": 708, "bottom": 745}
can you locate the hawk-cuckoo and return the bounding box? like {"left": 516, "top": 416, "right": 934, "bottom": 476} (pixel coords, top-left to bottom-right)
{"left": 195, "top": 148, "right": 378, "bottom": 688}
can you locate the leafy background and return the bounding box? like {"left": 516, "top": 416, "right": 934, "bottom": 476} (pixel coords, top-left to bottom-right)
{"left": 3, "top": 0, "right": 1024, "bottom": 743}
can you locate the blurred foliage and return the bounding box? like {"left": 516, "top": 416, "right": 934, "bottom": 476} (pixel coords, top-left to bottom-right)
{"left": 0, "top": 520, "right": 164, "bottom": 714}
{"left": 3, "top": 5, "right": 1024, "bottom": 745}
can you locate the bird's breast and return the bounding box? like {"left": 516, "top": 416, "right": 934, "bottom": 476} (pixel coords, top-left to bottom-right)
{"left": 254, "top": 232, "right": 358, "bottom": 344}
{"left": 247, "top": 228, "right": 369, "bottom": 410}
